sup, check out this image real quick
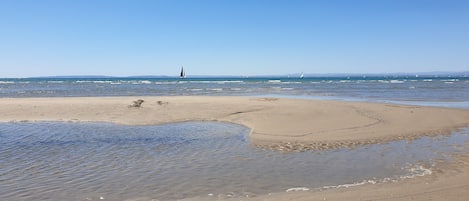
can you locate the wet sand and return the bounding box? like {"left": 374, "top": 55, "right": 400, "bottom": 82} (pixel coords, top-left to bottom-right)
{"left": 1, "top": 96, "right": 469, "bottom": 200}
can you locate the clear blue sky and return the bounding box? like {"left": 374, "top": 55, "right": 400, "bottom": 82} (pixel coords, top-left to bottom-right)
{"left": 1, "top": 0, "right": 468, "bottom": 77}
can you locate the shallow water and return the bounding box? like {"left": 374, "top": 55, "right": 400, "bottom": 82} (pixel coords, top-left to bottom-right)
{"left": 1, "top": 122, "right": 469, "bottom": 201}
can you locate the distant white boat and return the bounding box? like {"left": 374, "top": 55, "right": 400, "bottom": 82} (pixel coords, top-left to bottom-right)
{"left": 300, "top": 72, "right": 304, "bottom": 79}
{"left": 180, "top": 66, "right": 186, "bottom": 78}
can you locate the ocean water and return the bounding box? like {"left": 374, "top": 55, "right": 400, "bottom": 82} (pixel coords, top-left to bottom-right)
{"left": 1, "top": 122, "right": 469, "bottom": 201}
{"left": 0, "top": 76, "right": 468, "bottom": 108}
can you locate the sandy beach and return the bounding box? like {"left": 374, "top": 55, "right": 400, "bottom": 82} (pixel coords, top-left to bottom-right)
{"left": 1, "top": 96, "right": 469, "bottom": 200}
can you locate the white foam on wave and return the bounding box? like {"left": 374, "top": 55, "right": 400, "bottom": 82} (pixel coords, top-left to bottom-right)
{"left": 318, "top": 165, "right": 432, "bottom": 191}
{"left": 286, "top": 187, "right": 310, "bottom": 192}
{"left": 377, "top": 80, "right": 405, "bottom": 84}
{"left": 0, "top": 81, "right": 15, "bottom": 84}
{"left": 390, "top": 80, "right": 405, "bottom": 84}
{"left": 93, "top": 81, "right": 113, "bottom": 84}
{"left": 441, "top": 79, "right": 458, "bottom": 82}
{"left": 268, "top": 80, "right": 282, "bottom": 83}
{"left": 401, "top": 165, "right": 432, "bottom": 178}
{"left": 321, "top": 180, "right": 377, "bottom": 190}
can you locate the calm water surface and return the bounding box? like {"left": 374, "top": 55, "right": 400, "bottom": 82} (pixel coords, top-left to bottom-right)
{"left": 1, "top": 122, "right": 469, "bottom": 201}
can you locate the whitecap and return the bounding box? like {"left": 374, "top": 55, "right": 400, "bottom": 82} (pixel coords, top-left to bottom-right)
{"left": 390, "top": 80, "right": 405, "bottom": 84}
{"left": 441, "top": 79, "right": 458, "bottom": 82}
{"left": 93, "top": 81, "right": 112, "bottom": 84}
{"left": 140, "top": 80, "right": 152, "bottom": 84}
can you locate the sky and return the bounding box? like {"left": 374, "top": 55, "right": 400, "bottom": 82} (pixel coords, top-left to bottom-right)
{"left": 0, "top": 0, "right": 468, "bottom": 77}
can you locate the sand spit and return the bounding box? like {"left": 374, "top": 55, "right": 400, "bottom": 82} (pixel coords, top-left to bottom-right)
{"left": 0, "top": 96, "right": 468, "bottom": 150}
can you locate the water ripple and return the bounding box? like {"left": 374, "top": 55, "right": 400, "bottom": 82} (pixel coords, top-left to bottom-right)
{"left": 1, "top": 122, "right": 469, "bottom": 200}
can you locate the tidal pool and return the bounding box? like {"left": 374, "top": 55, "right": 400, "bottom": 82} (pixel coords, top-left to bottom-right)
{"left": 1, "top": 122, "right": 469, "bottom": 201}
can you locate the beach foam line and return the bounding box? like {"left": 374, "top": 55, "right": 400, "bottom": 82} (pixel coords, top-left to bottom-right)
{"left": 286, "top": 187, "right": 310, "bottom": 192}
{"left": 318, "top": 164, "right": 433, "bottom": 191}
{"left": 402, "top": 165, "right": 433, "bottom": 178}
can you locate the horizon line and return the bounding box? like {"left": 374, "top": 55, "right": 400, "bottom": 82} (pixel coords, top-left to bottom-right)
{"left": 2, "top": 71, "right": 469, "bottom": 79}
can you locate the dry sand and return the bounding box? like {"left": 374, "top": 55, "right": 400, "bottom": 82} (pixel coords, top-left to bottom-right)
{"left": 1, "top": 96, "right": 469, "bottom": 200}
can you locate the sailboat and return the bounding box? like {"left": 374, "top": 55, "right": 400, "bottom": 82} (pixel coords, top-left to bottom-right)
{"left": 300, "top": 72, "right": 304, "bottom": 79}
{"left": 180, "top": 66, "right": 186, "bottom": 78}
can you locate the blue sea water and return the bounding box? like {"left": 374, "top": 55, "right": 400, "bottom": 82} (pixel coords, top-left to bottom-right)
{"left": 0, "top": 76, "right": 468, "bottom": 107}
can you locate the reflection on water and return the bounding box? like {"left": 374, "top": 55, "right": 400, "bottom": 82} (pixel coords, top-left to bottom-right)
{"left": 1, "top": 122, "right": 469, "bottom": 201}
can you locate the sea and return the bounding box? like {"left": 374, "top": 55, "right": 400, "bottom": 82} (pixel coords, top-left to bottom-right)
{"left": 1, "top": 75, "right": 469, "bottom": 201}
{"left": 0, "top": 75, "right": 468, "bottom": 107}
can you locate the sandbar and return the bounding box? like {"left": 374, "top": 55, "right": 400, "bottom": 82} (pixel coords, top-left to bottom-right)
{"left": 1, "top": 96, "right": 468, "bottom": 149}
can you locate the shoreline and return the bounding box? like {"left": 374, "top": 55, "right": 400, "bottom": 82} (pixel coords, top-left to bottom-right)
{"left": 2, "top": 96, "right": 469, "bottom": 200}
{"left": 232, "top": 152, "right": 469, "bottom": 201}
